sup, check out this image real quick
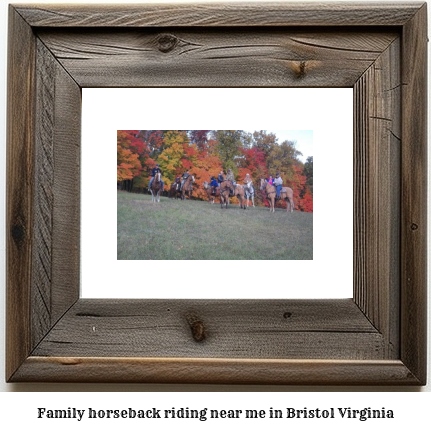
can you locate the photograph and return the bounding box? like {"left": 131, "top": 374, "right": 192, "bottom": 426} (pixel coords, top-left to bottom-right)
{"left": 117, "top": 130, "right": 313, "bottom": 260}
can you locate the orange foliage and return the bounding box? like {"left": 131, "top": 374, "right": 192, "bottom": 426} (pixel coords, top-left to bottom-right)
{"left": 117, "top": 130, "right": 313, "bottom": 211}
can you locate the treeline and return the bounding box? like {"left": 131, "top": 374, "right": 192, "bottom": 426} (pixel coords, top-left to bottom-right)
{"left": 117, "top": 130, "right": 313, "bottom": 212}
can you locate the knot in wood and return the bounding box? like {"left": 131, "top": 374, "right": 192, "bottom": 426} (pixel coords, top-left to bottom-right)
{"left": 186, "top": 314, "right": 206, "bottom": 342}
{"left": 411, "top": 223, "right": 419, "bottom": 231}
{"left": 157, "top": 34, "right": 178, "bottom": 53}
{"left": 11, "top": 222, "right": 25, "bottom": 245}
{"left": 295, "top": 61, "right": 307, "bottom": 78}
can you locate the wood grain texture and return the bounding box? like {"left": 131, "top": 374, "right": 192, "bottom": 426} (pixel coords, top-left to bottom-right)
{"left": 353, "top": 38, "right": 401, "bottom": 358}
{"left": 6, "top": 2, "right": 427, "bottom": 385}
{"left": 32, "top": 299, "right": 384, "bottom": 360}
{"left": 6, "top": 7, "right": 36, "bottom": 381}
{"left": 12, "top": 357, "right": 420, "bottom": 385}
{"left": 32, "top": 40, "right": 56, "bottom": 347}
{"left": 50, "top": 52, "right": 81, "bottom": 324}
{"left": 400, "top": 3, "right": 428, "bottom": 384}
{"left": 37, "top": 29, "right": 398, "bottom": 88}
{"left": 31, "top": 39, "right": 81, "bottom": 348}
{"left": 15, "top": 2, "right": 423, "bottom": 27}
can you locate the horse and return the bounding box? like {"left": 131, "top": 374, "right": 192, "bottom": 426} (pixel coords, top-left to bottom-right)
{"left": 219, "top": 180, "right": 232, "bottom": 209}
{"left": 243, "top": 180, "right": 255, "bottom": 207}
{"left": 233, "top": 184, "right": 247, "bottom": 209}
{"left": 181, "top": 175, "right": 195, "bottom": 200}
{"left": 169, "top": 182, "right": 181, "bottom": 199}
{"left": 203, "top": 181, "right": 219, "bottom": 204}
{"left": 150, "top": 172, "right": 162, "bottom": 203}
{"left": 260, "top": 178, "right": 294, "bottom": 213}
{"left": 219, "top": 181, "right": 246, "bottom": 209}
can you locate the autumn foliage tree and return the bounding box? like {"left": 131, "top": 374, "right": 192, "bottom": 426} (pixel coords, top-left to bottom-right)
{"left": 117, "top": 129, "right": 313, "bottom": 212}
{"left": 117, "top": 131, "right": 142, "bottom": 191}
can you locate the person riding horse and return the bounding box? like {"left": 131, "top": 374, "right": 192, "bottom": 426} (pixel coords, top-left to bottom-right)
{"left": 181, "top": 169, "right": 192, "bottom": 192}
{"left": 217, "top": 170, "right": 224, "bottom": 185}
{"left": 244, "top": 173, "right": 255, "bottom": 207}
{"left": 274, "top": 172, "right": 283, "bottom": 199}
{"left": 174, "top": 175, "right": 181, "bottom": 190}
{"left": 209, "top": 176, "right": 218, "bottom": 195}
{"left": 226, "top": 169, "right": 235, "bottom": 195}
{"left": 149, "top": 164, "right": 164, "bottom": 192}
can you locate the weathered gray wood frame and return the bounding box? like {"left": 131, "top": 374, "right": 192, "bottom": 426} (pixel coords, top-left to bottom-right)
{"left": 6, "top": 2, "right": 427, "bottom": 384}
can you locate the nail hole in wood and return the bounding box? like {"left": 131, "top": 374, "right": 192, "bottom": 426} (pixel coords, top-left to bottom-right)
{"left": 283, "top": 311, "right": 292, "bottom": 319}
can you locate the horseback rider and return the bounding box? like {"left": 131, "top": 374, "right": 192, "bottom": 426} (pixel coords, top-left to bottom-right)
{"left": 149, "top": 164, "right": 164, "bottom": 191}
{"left": 274, "top": 172, "right": 283, "bottom": 199}
{"left": 226, "top": 168, "right": 235, "bottom": 196}
{"left": 244, "top": 173, "right": 253, "bottom": 189}
{"left": 181, "top": 169, "right": 191, "bottom": 191}
{"left": 209, "top": 176, "right": 218, "bottom": 195}
{"left": 174, "top": 175, "right": 181, "bottom": 190}
{"left": 217, "top": 170, "right": 224, "bottom": 185}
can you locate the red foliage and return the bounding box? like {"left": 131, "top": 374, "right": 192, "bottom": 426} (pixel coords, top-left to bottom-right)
{"left": 117, "top": 130, "right": 313, "bottom": 211}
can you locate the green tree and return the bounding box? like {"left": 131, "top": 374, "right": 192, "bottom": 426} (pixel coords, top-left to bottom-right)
{"left": 252, "top": 130, "right": 278, "bottom": 156}
{"left": 266, "top": 140, "right": 302, "bottom": 175}
{"left": 303, "top": 156, "right": 313, "bottom": 193}
{"left": 213, "top": 130, "right": 244, "bottom": 175}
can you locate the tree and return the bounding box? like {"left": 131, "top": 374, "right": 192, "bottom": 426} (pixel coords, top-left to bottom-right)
{"left": 138, "top": 130, "right": 164, "bottom": 156}
{"left": 116, "top": 129, "right": 312, "bottom": 210}
{"left": 213, "top": 130, "right": 245, "bottom": 175}
{"left": 266, "top": 140, "right": 302, "bottom": 177}
{"left": 188, "top": 130, "right": 210, "bottom": 151}
{"left": 155, "top": 131, "right": 189, "bottom": 187}
{"left": 193, "top": 152, "right": 223, "bottom": 200}
{"left": 252, "top": 130, "right": 278, "bottom": 156}
{"left": 303, "top": 156, "right": 313, "bottom": 193}
{"left": 117, "top": 146, "right": 141, "bottom": 182}
{"left": 117, "top": 131, "right": 142, "bottom": 185}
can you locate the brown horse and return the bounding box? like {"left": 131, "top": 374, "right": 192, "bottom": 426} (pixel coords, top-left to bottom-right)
{"left": 233, "top": 184, "right": 247, "bottom": 209}
{"left": 181, "top": 175, "right": 194, "bottom": 200}
{"left": 219, "top": 180, "right": 232, "bottom": 209}
{"left": 203, "top": 181, "right": 219, "bottom": 204}
{"left": 260, "top": 179, "right": 294, "bottom": 213}
{"left": 219, "top": 181, "right": 246, "bottom": 209}
{"left": 169, "top": 181, "right": 182, "bottom": 199}
{"left": 150, "top": 172, "right": 162, "bottom": 203}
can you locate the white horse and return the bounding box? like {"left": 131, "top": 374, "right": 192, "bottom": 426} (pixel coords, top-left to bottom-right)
{"left": 150, "top": 172, "right": 162, "bottom": 203}
{"left": 243, "top": 180, "right": 255, "bottom": 207}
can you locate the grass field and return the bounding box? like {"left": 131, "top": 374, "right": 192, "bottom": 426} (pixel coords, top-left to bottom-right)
{"left": 117, "top": 191, "right": 313, "bottom": 260}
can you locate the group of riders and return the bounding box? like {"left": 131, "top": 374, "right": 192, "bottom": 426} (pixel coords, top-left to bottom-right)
{"left": 148, "top": 164, "right": 192, "bottom": 194}
{"left": 209, "top": 170, "right": 285, "bottom": 199}
{"left": 149, "top": 163, "right": 285, "bottom": 199}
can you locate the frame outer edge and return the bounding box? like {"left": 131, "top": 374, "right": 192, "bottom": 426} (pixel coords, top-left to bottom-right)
{"left": 13, "top": 2, "right": 425, "bottom": 27}
{"left": 6, "top": 6, "right": 37, "bottom": 380}
{"left": 5, "top": 2, "right": 428, "bottom": 385}
{"left": 12, "top": 357, "right": 422, "bottom": 385}
{"left": 401, "top": 3, "right": 428, "bottom": 384}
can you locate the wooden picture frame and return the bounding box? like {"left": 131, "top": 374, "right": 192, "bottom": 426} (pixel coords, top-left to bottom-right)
{"left": 6, "top": 2, "right": 427, "bottom": 385}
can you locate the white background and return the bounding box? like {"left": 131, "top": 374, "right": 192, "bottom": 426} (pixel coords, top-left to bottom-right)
{"left": 0, "top": 0, "right": 429, "bottom": 418}
{"left": 82, "top": 87, "right": 353, "bottom": 299}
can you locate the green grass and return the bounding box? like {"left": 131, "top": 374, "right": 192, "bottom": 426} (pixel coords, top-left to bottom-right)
{"left": 117, "top": 191, "right": 313, "bottom": 260}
